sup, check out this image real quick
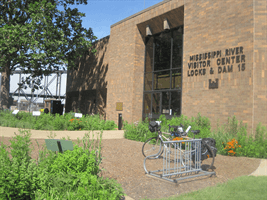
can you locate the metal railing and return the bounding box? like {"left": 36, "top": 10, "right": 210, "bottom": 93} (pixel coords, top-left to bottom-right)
{"left": 144, "top": 139, "right": 216, "bottom": 183}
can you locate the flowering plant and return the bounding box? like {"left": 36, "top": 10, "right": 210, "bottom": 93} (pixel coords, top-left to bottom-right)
{"left": 222, "top": 138, "right": 242, "bottom": 156}
{"left": 172, "top": 137, "right": 190, "bottom": 149}
{"left": 69, "top": 118, "right": 82, "bottom": 124}
{"left": 173, "top": 137, "right": 185, "bottom": 144}
{"left": 68, "top": 118, "right": 83, "bottom": 130}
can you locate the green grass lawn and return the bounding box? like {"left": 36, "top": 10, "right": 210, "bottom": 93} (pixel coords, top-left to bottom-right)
{"left": 142, "top": 175, "right": 267, "bottom": 200}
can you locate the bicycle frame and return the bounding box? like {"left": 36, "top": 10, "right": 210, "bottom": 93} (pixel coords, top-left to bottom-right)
{"left": 144, "top": 138, "right": 216, "bottom": 183}
{"left": 157, "top": 130, "right": 193, "bottom": 155}
{"left": 144, "top": 122, "right": 215, "bottom": 172}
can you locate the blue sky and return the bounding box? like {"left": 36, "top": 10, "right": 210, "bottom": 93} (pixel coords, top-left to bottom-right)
{"left": 5, "top": 0, "right": 163, "bottom": 104}
{"left": 65, "top": 0, "right": 163, "bottom": 40}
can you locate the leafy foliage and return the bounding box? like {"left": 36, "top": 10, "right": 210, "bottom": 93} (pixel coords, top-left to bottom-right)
{"left": 0, "top": 110, "right": 117, "bottom": 131}
{"left": 0, "top": 128, "right": 125, "bottom": 199}
{"left": 208, "top": 116, "right": 267, "bottom": 159}
{"left": 0, "top": 0, "right": 97, "bottom": 108}
{"left": 123, "top": 113, "right": 267, "bottom": 159}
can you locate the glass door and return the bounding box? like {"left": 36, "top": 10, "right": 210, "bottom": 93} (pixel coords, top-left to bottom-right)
{"left": 143, "top": 90, "right": 181, "bottom": 121}
{"left": 151, "top": 92, "right": 161, "bottom": 119}
{"left": 161, "top": 91, "right": 170, "bottom": 115}
{"left": 143, "top": 93, "right": 152, "bottom": 119}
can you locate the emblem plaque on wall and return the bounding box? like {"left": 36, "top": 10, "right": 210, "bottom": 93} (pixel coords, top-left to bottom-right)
{"left": 116, "top": 102, "right": 123, "bottom": 111}
{"left": 209, "top": 79, "right": 219, "bottom": 89}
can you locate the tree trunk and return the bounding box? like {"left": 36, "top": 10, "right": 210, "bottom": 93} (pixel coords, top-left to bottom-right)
{"left": 0, "top": 62, "right": 11, "bottom": 109}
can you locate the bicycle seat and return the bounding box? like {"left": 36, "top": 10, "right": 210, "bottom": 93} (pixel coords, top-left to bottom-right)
{"left": 191, "top": 130, "right": 200, "bottom": 135}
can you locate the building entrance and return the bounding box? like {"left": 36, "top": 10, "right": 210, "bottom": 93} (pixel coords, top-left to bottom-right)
{"left": 142, "top": 26, "right": 183, "bottom": 121}
{"left": 143, "top": 90, "right": 181, "bottom": 120}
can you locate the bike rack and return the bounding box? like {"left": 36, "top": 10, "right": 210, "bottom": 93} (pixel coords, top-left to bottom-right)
{"left": 144, "top": 139, "right": 216, "bottom": 183}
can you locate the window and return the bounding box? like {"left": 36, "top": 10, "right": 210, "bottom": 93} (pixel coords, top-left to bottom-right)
{"left": 171, "top": 69, "right": 182, "bottom": 89}
{"left": 152, "top": 93, "right": 160, "bottom": 115}
{"left": 172, "top": 29, "right": 183, "bottom": 69}
{"left": 143, "top": 26, "right": 183, "bottom": 119}
{"left": 170, "top": 91, "right": 181, "bottom": 115}
{"left": 144, "top": 93, "right": 151, "bottom": 115}
{"left": 154, "top": 70, "right": 170, "bottom": 90}
{"left": 144, "top": 73, "right": 153, "bottom": 91}
{"left": 154, "top": 32, "right": 171, "bottom": 71}
{"left": 161, "top": 91, "right": 170, "bottom": 114}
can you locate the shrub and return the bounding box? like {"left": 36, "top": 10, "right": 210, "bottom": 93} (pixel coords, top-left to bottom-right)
{"left": 34, "top": 113, "right": 55, "bottom": 130}
{"left": 48, "top": 146, "right": 100, "bottom": 176}
{"left": 210, "top": 116, "right": 267, "bottom": 159}
{"left": 0, "top": 128, "right": 125, "bottom": 200}
{"left": 0, "top": 129, "right": 40, "bottom": 199}
{"left": 52, "top": 114, "right": 67, "bottom": 130}
{"left": 0, "top": 110, "right": 117, "bottom": 131}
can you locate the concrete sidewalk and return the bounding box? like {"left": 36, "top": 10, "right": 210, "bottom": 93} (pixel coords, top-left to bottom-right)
{"left": 0, "top": 126, "right": 125, "bottom": 140}
{"left": 248, "top": 159, "right": 267, "bottom": 177}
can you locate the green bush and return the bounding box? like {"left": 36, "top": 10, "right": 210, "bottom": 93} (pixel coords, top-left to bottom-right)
{"left": 0, "top": 129, "right": 40, "bottom": 199}
{"left": 48, "top": 146, "right": 100, "bottom": 176}
{"left": 104, "top": 120, "right": 117, "bottom": 130}
{"left": 33, "top": 113, "right": 54, "bottom": 130}
{"left": 123, "top": 117, "right": 157, "bottom": 142}
{"left": 0, "top": 129, "right": 125, "bottom": 200}
{"left": 0, "top": 110, "right": 117, "bottom": 131}
{"left": 209, "top": 116, "right": 267, "bottom": 159}
{"left": 123, "top": 113, "right": 213, "bottom": 143}
{"left": 52, "top": 114, "right": 67, "bottom": 130}
{"left": 123, "top": 113, "right": 267, "bottom": 159}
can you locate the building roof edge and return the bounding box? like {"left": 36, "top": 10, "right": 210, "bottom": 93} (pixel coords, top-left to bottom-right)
{"left": 110, "top": 0, "right": 173, "bottom": 28}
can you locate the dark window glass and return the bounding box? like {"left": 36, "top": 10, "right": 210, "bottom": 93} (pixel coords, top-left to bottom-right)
{"left": 152, "top": 93, "right": 160, "bottom": 115}
{"left": 161, "top": 91, "right": 170, "bottom": 114}
{"left": 143, "top": 26, "right": 183, "bottom": 120}
{"left": 154, "top": 32, "right": 171, "bottom": 71}
{"left": 145, "top": 37, "right": 154, "bottom": 72}
{"left": 144, "top": 73, "right": 153, "bottom": 91}
{"left": 170, "top": 91, "right": 181, "bottom": 116}
{"left": 171, "top": 69, "right": 182, "bottom": 89}
{"left": 172, "top": 29, "right": 183, "bottom": 69}
{"left": 144, "top": 93, "right": 151, "bottom": 115}
{"left": 154, "top": 70, "right": 170, "bottom": 90}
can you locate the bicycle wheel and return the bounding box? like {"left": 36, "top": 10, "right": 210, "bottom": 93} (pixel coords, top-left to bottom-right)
{"left": 142, "top": 137, "right": 163, "bottom": 159}
{"left": 201, "top": 143, "right": 215, "bottom": 171}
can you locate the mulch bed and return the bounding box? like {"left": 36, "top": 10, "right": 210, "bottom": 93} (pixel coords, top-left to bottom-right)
{"left": 0, "top": 137, "right": 262, "bottom": 200}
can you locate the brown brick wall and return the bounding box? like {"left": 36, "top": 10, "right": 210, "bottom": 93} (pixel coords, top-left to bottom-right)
{"left": 182, "top": 0, "right": 255, "bottom": 135}
{"left": 181, "top": 0, "right": 267, "bottom": 137}
{"left": 252, "top": 0, "right": 267, "bottom": 136}
{"left": 107, "top": 0, "right": 184, "bottom": 125}
{"left": 66, "top": 0, "right": 266, "bottom": 137}
{"left": 106, "top": 20, "right": 136, "bottom": 124}
{"left": 65, "top": 36, "right": 109, "bottom": 118}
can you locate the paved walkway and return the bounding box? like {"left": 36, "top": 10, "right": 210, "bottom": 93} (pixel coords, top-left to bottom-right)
{"left": 0, "top": 126, "right": 125, "bottom": 140}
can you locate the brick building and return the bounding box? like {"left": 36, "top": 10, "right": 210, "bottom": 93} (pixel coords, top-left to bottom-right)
{"left": 66, "top": 0, "right": 267, "bottom": 136}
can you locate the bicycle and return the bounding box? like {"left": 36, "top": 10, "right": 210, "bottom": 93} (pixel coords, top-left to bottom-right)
{"left": 142, "top": 121, "right": 216, "bottom": 171}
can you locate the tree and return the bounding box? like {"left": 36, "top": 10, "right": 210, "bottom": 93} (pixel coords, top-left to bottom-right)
{"left": 0, "top": 0, "right": 97, "bottom": 109}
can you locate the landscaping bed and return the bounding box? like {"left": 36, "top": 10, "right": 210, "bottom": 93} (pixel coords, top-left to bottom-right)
{"left": 1, "top": 111, "right": 266, "bottom": 199}
{"left": 0, "top": 136, "right": 262, "bottom": 200}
